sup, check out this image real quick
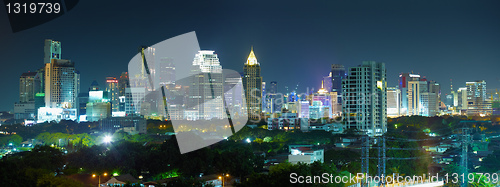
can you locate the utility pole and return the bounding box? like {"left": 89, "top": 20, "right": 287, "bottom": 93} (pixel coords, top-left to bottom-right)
{"left": 361, "top": 136, "right": 370, "bottom": 187}
{"left": 382, "top": 136, "right": 386, "bottom": 187}
{"left": 460, "top": 127, "right": 469, "bottom": 187}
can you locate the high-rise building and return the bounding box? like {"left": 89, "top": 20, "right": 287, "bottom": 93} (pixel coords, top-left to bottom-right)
{"left": 44, "top": 59, "right": 79, "bottom": 109}
{"left": 407, "top": 80, "right": 428, "bottom": 116}
{"left": 323, "top": 72, "right": 333, "bottom": 93}
{"left": 106, "top": 77, "right": 119, "bottom": 112}
{"left": 243, "top": 47, "right": 263, "bottom": 120}
{"left": 158, "top": 57, "right": 175, "bottom": 87}
{"left": 342, "top": 61, "right": 387, "bottom": 136}
{"left": 118, "top": 72, "right": 130, "bottom": 97}
{"left": 331, "top": 64, "right": 345, "bottom": 94}
{"left": 43, "top": 39, "right": 61, "bottom": 64}
{"left": 387, "top": 87, "right": 401, "bottom": 117}
{"left": 19, "top": 72, "right": 38, "bottom": 103}
{"left": 399, "top": 73, "right": 421, "bottom": 115}
{"left": 224, "top": 74, "right": 244, "bottom": 116}
{"left": 428, "top": 80, "right": 441, "bottom": 115}
{"left": 466, "top": 80, "right": 491, "bottom": 116}
{"left": 457, "top": 87, "right": 468, "bottom": 112}
{"left": 187, "top": 50, "right": 224, "bottom": 120}
{"left": 262, "top": 82, "right": 266, "bottom": 113}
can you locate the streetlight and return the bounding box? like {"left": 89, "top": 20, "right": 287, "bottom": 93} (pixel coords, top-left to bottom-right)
{"left": 103, "top": 135, "right": 112, "bottom": 144}
{"left": 219, "top": 173, "right": 230, "bottom": 187}
{"left": 92, "top": 172, "right": 107, "bottom": 187}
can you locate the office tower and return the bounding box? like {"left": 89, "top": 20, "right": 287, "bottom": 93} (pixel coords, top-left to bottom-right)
{"left": 428, "top": 80, "right": 440, "bottom": 115}
{"left": 86, "top": 89, "right": 111, "bottom": 122}
{"left": 106, "top": 77, "right": 119, "bottom": 112}
{"left": 398, "top": 73, "right": 421, "bottom": 115}
{"left": 125, "top": 87, "right": 146, "bottom": 115}
{"left": 76, "top": 92, "right": 89, "bottom": 120}
{"left": 407, "top": 80, "right": 427, "bottom": 116}
{"left": 19, "top": 72, "right": 37, "bottom": 103}
{"left": 331, "top": 64, "right": 345, "bottom": 94}
{"left": 342, "top": 61, "right": 387, "bottom": 137}
{"left": 187, "top": 50, "right": 224, "bottom": 120}
{"left": 269, "top": 81, "right": 277, "bottom": 94}
{"left": 224, "top": 75, "right": 244, "bottom": 116}
{"left": 158, "top": 57, "right": 175, "bottom": 87}
{"left": 44, "top": 59, "right": 79, "bottom": 109}
{"left": 387, "top": 87, "right": 401, "bottom": 117}
{"left": 118, "top": 72, "right": 130, "bottom": 97}
{"left": 323, "top": 72, "right": 333, "bottom": 93}
{"left": 262, "top": 81, "right": 266, "bottom": 112}
{"left": 43, "top": 39, "right": 61, "bottom": 64}
{"left": 466, "top": 80, "right": 490, "bottom": 116}
{"left": 456, "top": 87, "right": 467, "bottom": 112}
{"left": 243, "top": 47, "right": 263, "bottom": 120}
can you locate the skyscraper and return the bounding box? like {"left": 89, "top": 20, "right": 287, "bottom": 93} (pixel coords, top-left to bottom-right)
{"left": 187, "top": 50, "right": 224, "bottom": 120}
{"left": 243, "top": 47, "right": 263, "bottom": 120}
{"left": 106, "top": 77, "right": 119, "bottom": 112}
{"left": 323, "top": 72, "right": 333, "bottom": 93}
{"left": 331, "top": 64, "right": 345, "bottom": 96}
{"left": 398, "top": 73, "right": 421, "bottom": 115}
{"left": 466, "top": 80, "right": 490, "bottom": 116}
{"left": 387, "top": 87, "right": 401, "bottom": 117}
{"left": 44, "top": 59, "right": 79, "bottom": 109}
{"left": 158, "top": 57, "right": 175, "bottom": 87}
{"left": 118, "top": 72, "right": 130, "bottom": 97}
{"left": 407, "top": 80, "right": 428, "bottom": 116}
{"left": 342, "top": 61, "right": 387, "bottom": 137}
{"left": 19, "top": 72, "right": 38, "bottom": 103}
{"left": 43, "top": 39, "right": 61, "bottom": 64}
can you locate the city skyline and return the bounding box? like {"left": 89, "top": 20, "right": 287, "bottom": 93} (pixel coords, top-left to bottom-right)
{"left": 1, "top": 0, "right": 500, "bottom": 111}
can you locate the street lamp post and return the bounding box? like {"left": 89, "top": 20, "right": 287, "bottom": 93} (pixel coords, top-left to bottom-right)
{"left": 219, "top": 173, "right": 229, "bottom": 187}
{"left": 92, "top": 172, "right": 107, "bottom": 187}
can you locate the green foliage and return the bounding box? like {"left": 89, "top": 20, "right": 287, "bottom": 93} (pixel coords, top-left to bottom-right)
{"left": 0, "top": 134, "right": 23, "bottom": 146}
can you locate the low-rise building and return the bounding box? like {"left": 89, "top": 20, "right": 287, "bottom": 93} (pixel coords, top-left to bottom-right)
{"left": 288, "top": 145, "right": 324, "bottom": 164}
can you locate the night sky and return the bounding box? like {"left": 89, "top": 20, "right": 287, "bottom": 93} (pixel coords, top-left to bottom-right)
{"left": 1, "top": 0, "right": 499, "bottom": 111}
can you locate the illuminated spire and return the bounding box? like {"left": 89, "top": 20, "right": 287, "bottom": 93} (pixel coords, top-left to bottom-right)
{"left": 318, "top": 80, "right": 328, "bottom": 94}
{"left": 246, "top": 46, "right": 259, "bottom": 65}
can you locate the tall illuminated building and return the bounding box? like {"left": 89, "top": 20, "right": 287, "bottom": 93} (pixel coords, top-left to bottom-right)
{"left": 407, "top": 80, "right": 428, "bottom": 116}
{"left": 262, "top": 82, "right": 266, "bottom": 113}
{"left": 43, "top": 39, "right": 61, "bottom": 64}
{"left": 387, "top": 87, "right": 401, "bottom": 117}
{"left": 331, "top": 64, "right": 345, "bottom": 103}
{"left": 457, "top": 87, "right": 468, "bottom": 112}
{"left": 243, "top": 47, "right": 263, "bottom": 120}
{"left": 106, "top": 77, "right": 119, "bottom": 112}
{"left": 15, "top": 72, "right": 39, "bottom": 120}
{"left": 310, "top": 81, "right": 332, "bottom": 119}
{"left": 342, "top": 61, "right": 387, "bottom": 136}
{"left": 466, "top": 80, "right": 490, "bottom": 116}
{"left": 44, "top": 59, "right": 79, "bottom": 109}
{"left": 398, "top": 73, "right": 421, "bottom": 115}
{"left": 19, "top": 72, "right": 38, "bottom": 103}
{"left": 323, "top": 72, "right": 332, "bottom": 93}
{"left": 118, "top": 72, "right": 130, "bottom": 96}
{"left": 187, "top": 50, "right": 224, "bottom": 120}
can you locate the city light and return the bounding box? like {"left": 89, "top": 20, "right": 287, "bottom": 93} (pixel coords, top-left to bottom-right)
{"left": 103, "top": 135, "right": 112, "bottom": 144}
{"left": 246, "top": 138, "right": 251, "bottom": 143}
{"left": 113, "top": 172, "right": 119, "bottom": 176}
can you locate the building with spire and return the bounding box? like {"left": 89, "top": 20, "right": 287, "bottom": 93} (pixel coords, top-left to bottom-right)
{"left": 243, "top": 47, "right": 263, "bottom": 121}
